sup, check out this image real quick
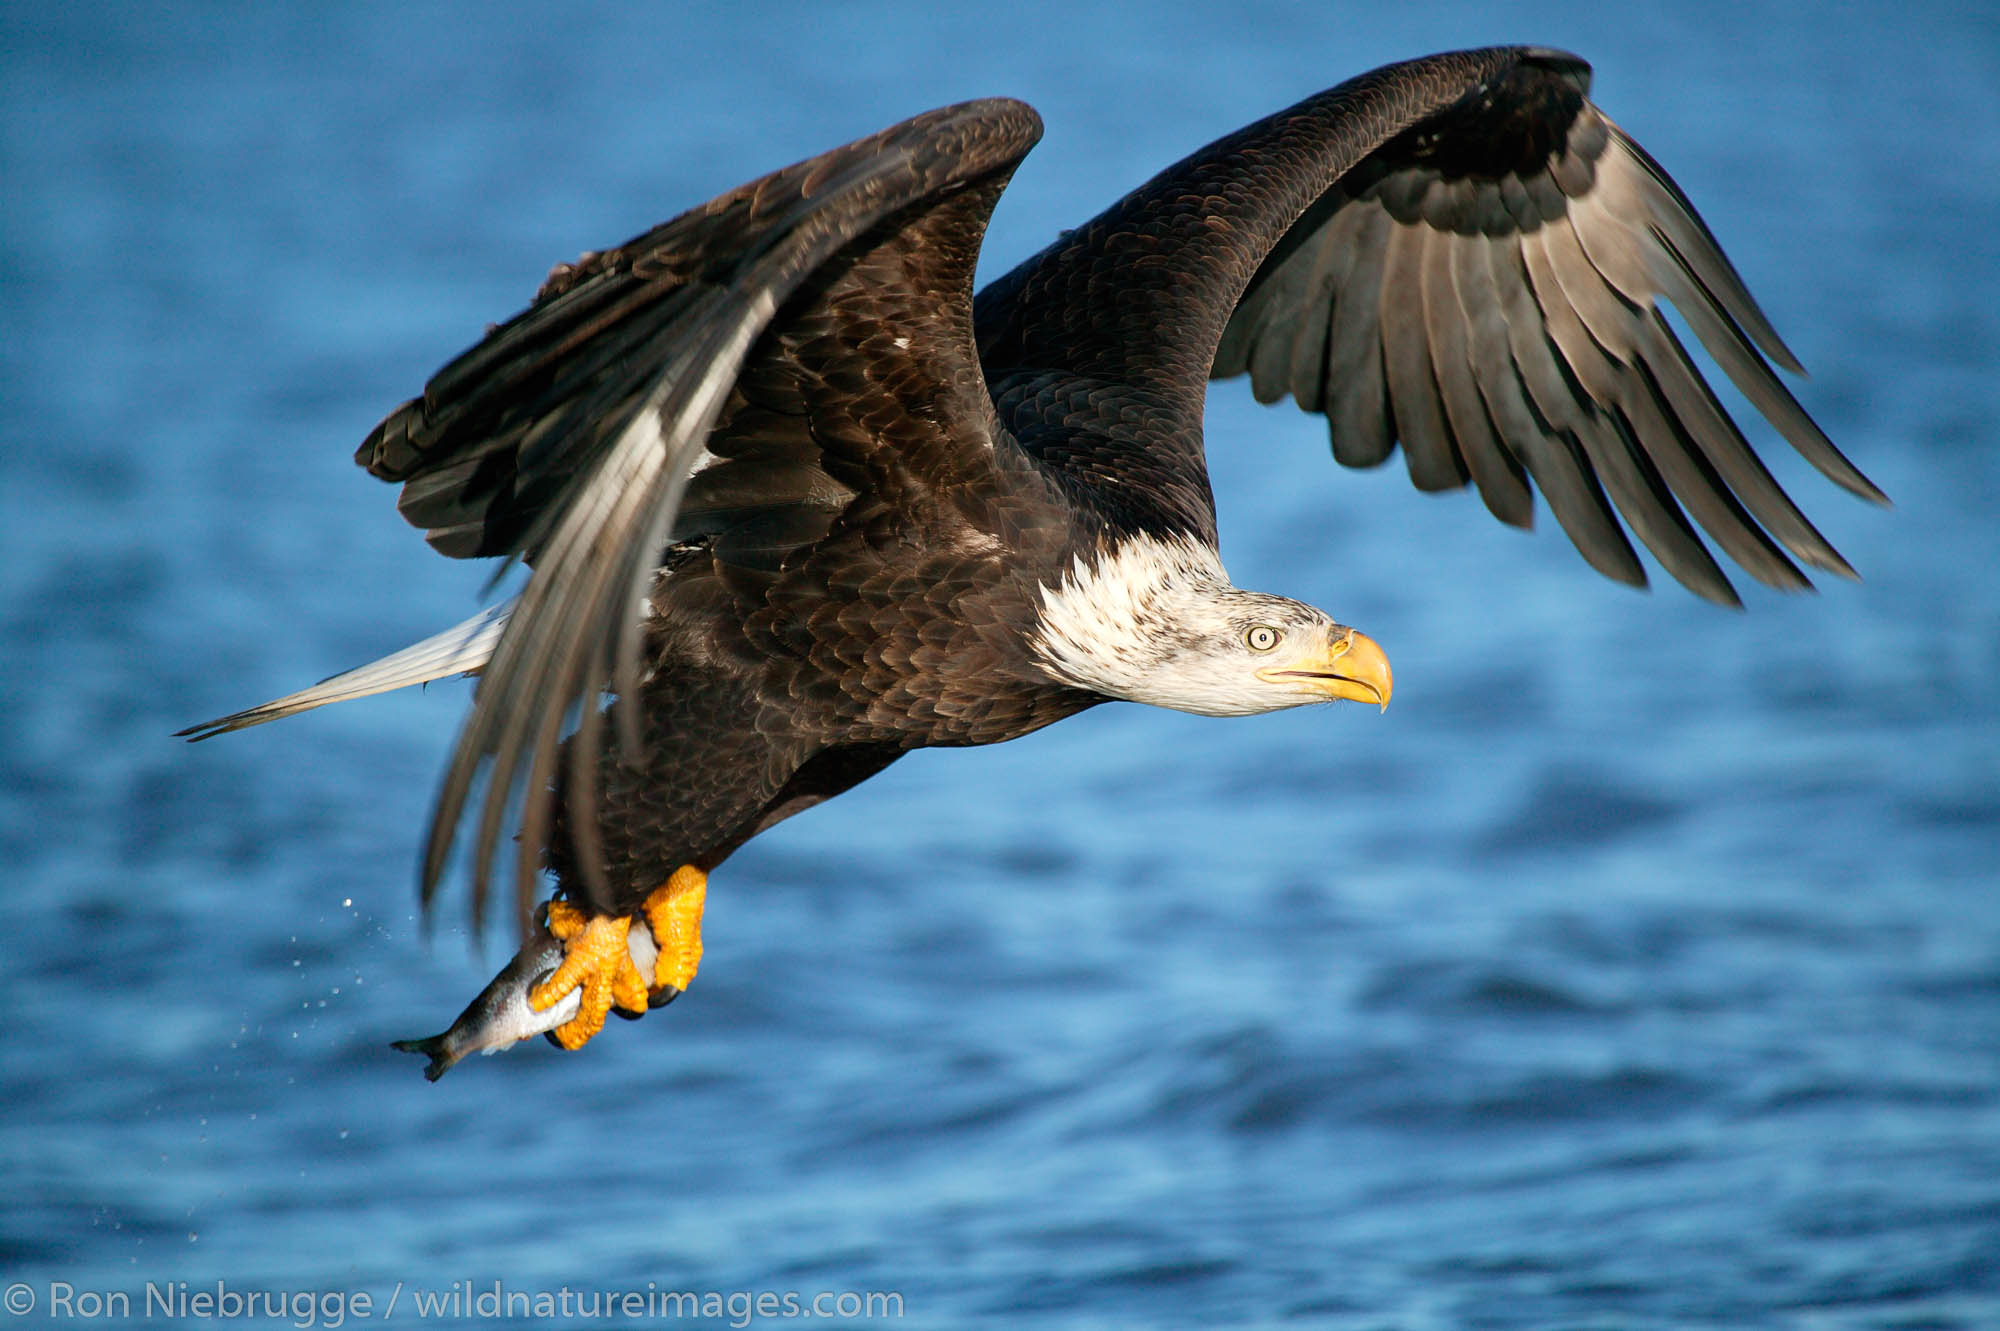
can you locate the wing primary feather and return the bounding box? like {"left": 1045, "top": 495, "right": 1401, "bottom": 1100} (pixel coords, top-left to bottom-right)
{"left": 1520, "top": 188, "right": 1795, "bottom": 596}
{"left": 1535, "top": 212, "right": 1641, "bottom": 366}
{"left": 1482, "top": 234, "right": 1597, "bottom": 449}
{"left": 561, "top": 639, "right": 612, "bottom": 923}
{"left": 1440, "top": 229, "right": 1534, "bottom": 527}
{"left": 1593, "top": 396, "right": 1743, "bottom": 604}
{"left": 1604, "top": 124, "right": 1803, "bottom": 373}
{"left": 1527, "top": 425, "right": 1647, "bottom": 590}
{"left": 511, "top": 296, "right": 693, "bottom": 476}
{"left": 1511, "top": 227, "right": 1649, "bottom": 585}
{"left": 1483, "top": 237, "right": 1587, "bottom": 439}
{"left": 426, "top": 273, "right": 649, "bottom": 411}
{"left": 1637, "top": 311, "right": 1857, "bottom": 576}
{"left": 1325, "top": 206, "right": 1395, "bottom": 466}
{"left": 1285, "top": 199, "right": 1367, "bottom": 411}
{"left": 1536, "top": 346, "right": 1738, "bottom": 604}
{"left": 510, "top": 665, "right": 567, "bottom": 931}
{"left": 613, "top": 287, "right": 779, "bottom": 758}
{"left": 1616, "top": 367, "right": 1809, "bottom": 593}
{"left": 1211, "top": 277, "right": 1266, "bottom": 383}
{"left": 1380, "top": 223, "right": 1468, "bottom": 491}
{"left": 1417, "top": 227, "right": 1484, "bottom": 470}
{"left": 1534, "top": 216, "right": 1745, "bottom": 593}
{"left": 1646, "top": 243, "right": 1886, "bottom": 504}
{"left": 1562, "top": 153, "right": 1883, "bottom": 506}
{"left": 1236, "top": 284, "right": 1290, "bottom": 401}
{"left": 1276, "top": 255, "right": 1333, "bottom": 409}
{"left": 1229, "top": 217, "right": 1320, "bottom": 402}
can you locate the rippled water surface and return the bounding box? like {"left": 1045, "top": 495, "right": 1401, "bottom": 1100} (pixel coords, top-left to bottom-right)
{"left": 6, "top": 2, "right": 1998, "bottom": 1327}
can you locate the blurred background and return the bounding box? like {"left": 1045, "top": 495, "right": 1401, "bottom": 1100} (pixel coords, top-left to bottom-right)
{"left": 4, "top": 1, "right": 1996, "bottom": 1326}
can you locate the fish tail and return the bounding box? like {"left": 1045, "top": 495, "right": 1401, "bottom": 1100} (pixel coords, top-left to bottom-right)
{"left": 390, "top": 1033, "right": 461, "bottom": 1082}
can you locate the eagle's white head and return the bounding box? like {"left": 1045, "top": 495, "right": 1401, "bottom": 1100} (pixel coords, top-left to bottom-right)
{"left": 1030, "top": 533, "right": 1392, "bottom": 717}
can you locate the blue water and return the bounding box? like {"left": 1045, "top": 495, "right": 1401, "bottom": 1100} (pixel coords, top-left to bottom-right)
{"left": 5, "top": 2, "right": 1998, "bottom": 1327}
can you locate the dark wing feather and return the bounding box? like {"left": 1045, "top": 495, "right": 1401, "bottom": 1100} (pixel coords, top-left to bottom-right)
{"left": 1212, "top": 52, "right": 1883, "bottom": 600}
{"left": 1322, "top": 207, "right": 1396, "bottom": 468}
{"left": 1382, "top": 222, "right": 1468, "bottom": 492}
{"left": 355, "top": 100, "right": 1042, "bottom": 931}
{"left": 977, "top": 47, "right": 1548, "bottom": 539}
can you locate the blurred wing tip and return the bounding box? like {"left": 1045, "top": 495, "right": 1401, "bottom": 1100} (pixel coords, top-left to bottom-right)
{"left": 1605, "top": 559, "right": 1650, "bottom": 592}
{"left": 1802, "top": 545, "right": 1861, "bottom": 581}
{"left": 1731, "top": 317, "right": 1806, "bottom": 378}
{"left": 176, "top": 715, "right": 245, "bottom": 742}
{"left": 1849, "top": 474, "right": 1892, "bottom": 508}
{"left": 1806, "top": 448, "right": 1890, "bottom": 507}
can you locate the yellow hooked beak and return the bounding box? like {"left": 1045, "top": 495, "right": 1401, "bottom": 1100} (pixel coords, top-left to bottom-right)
{"left": 1255, "top": 627, "right": 1393, "bottom": 710}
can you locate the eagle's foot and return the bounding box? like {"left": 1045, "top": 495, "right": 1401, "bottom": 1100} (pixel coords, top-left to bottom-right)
{"left": 530, "top": 900, "right": 649, "bottom": 1050}
{"left": 520, "top": 867, "right": 706, "bottom": 1050}
{"left": 642, "top": 865, "right": 708, "bottom": 997}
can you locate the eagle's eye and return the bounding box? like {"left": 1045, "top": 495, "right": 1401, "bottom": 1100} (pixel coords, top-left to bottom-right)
{"left": 1245, "top": 625, "right": 1282, "bottom": 652}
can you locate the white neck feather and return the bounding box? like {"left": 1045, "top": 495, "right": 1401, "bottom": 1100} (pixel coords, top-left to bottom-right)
{"left": 1030, "top": 532, "right": 1288, "bottom": 717}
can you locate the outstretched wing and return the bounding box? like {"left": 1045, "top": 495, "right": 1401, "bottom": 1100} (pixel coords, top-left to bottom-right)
{"left": 1210, "top": 50, "right": 1883, "bottom": 602}
{"left": 353, "top": 99, "right": 1042, "bottom": 931}
{"left": 976, "top": 47, "right": 1878, "bottom": 600}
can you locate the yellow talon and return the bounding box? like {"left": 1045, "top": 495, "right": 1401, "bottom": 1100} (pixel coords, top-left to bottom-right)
{"left": 531, "top": 901, "right": 650, "bottom": 1050}
{"left": 523, "top": 871, "right": 706, "bottom": 1051}
{"left": 642, "top": 865, "right": 708, "bottom": 994}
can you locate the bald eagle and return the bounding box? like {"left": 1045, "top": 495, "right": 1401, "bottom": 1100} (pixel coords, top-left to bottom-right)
{"left": 185, "top": 47, "right": 1879, "bottom": 1074}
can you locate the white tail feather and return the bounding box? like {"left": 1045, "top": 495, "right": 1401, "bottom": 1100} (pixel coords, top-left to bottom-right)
{"left": 179, "top": 602, "right": 512, "bottom": 739}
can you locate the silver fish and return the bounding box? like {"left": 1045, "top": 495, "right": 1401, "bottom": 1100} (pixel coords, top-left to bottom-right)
{"left": 391, "top": 919, "right": 659, "bottom": 1081}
